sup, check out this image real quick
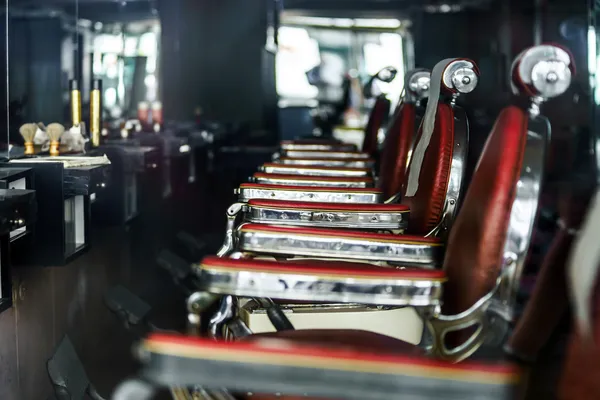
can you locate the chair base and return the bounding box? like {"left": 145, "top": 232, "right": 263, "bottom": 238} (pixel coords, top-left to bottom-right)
{"left": 240, "top": 303, "right": 424, "bottom": 345}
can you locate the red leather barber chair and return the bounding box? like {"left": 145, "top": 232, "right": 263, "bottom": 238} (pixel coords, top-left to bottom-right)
{"left": 219, "top": 59, "right": 477, "bottom": 259}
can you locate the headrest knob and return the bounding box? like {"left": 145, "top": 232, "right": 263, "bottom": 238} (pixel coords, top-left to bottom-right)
{"left": 405, "top": 69, "right": 431, "bottom": 102}
{"left": 442, "top": 59, "right": 479, "bottom": 94}
{"left": 512, "top": 44, "right": 575, "bottom": 99}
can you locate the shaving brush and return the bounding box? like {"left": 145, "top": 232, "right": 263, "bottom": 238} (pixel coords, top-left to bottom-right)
{"left": 19, "top": 123, "right": 37, "bottom": 155}
{"left": 46, "top": 123, "right": 65, "bottom": 156}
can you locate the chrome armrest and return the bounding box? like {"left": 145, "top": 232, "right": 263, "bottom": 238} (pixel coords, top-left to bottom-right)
{"left": 236, "top": 184, "right": 383, "bottom": 204}
{"left": 260, "top": 163, "right": 372, "bottom": 178}
{"left": 245, "top": 201, "right": 409, "bottom": 230}
{"left": 194, "top": 257, "right": 445, "bottom": 307}
{"left": 234, "top": 224, "right": 442, "bottom": 267}
{"left": 275, "top": 156, "right": 375, "bottom": 169}
{"left": 253, "top": 173, "right": 374, "bottom": 188}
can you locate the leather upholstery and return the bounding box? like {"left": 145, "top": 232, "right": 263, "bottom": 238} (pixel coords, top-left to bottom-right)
{"left": 362, "top": 96, "right": 391, "bottom": 155}
{"left": 201, "top": 256, "right": 446, "bottom": 280}
{"left": 401, "top": 103, "right": 455, "bottom": 235}
{"left": 507, "top": 188, "right": 594, "bottom": 362}
{"left": 239, "top": 183, "right": 382, "bottom": 194}
{"left": 559, "top": 279, "right": 600, "bottom": 399}
{"left": 248, "top": 199, "right": 409, "bottom": 212}
{"left": 442, "top": 106, "right": 528, "bottom": 317}
{"left": 379, "top": 103, "right": 416, "bottom": 199}
{"left": 239, "top": 223, "right": 442, "bottom": 245}
{"left": 253, "top": 173, "right": 374, "bottom": 185}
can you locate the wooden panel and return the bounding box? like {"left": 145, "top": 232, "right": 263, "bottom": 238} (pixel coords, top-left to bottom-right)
{"left": 0, "top": 305, "right": 19, "bottom": 399}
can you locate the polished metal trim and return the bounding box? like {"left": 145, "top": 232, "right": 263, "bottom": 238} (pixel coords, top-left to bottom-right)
{"left": 261, "top": 164, "right": 371, "bottom": 177}
{"left": 246, "top": 205, "right": 409, "bottom": 230}
{"left": 237, "top": 229, "right": 442, "bottom": 267}
{"left": 236, "top": 187, "right": 383, "bottom": 204}
{"left": 281, "top": 143, "right": 357, "bottom": 151}
{"left": 282, "top": 150, "right": 371, "bottom": 159}
{"left": 253, "top": 175, "right": 373, "bottom": 188}
{"left": 437, "top": 105, "right": 469, "bottom": 235}
{"left": 195, "top": 265, "right": 444, "bottom": 307}
{"left": 276, "top": 157, "right": 375, "bottom": 168}
{"left": 495, "top": 116, "right": 549, "bottom": 321}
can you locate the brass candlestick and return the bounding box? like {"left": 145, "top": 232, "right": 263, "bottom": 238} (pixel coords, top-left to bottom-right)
{"left": 70, "top": 80, "right": 82, "bottom": 127}
{"left": 90, "top": 79, "right": 102, "bottom": 147}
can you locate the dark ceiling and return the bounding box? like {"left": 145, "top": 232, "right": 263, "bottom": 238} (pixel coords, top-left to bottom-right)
{"left": 8, "top": 0, "right": 494, "bottom": 22}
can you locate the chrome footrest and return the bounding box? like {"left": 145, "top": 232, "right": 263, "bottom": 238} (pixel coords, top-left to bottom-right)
{"left": 253, "top": 173, "right": 374, "bottom": 188}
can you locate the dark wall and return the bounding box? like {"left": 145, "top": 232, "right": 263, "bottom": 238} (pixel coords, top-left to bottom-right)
{"left": 159, "top": 0, "right": 277, "bottom": 131}
{"left": 0, "top": 17, "right": 66, "bottom": 132}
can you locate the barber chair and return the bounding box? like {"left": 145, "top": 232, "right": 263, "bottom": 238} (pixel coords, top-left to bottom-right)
{"left": 113, "top": 44, "right": 573, "bottom": 400}
{"left": 219, "top": 60, "right": 475, "bottom": 258}
{"left": 558, "top": 190, "right": 600, "bottom": 399}
{"left": 232, "top": 71, "right": 431, "bottom": 206}
{"left": 277, "top": 66, "right": 397, "bottom": 156}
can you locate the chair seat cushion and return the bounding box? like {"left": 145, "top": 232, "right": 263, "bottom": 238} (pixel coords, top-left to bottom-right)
{"left": 198, "top": 256, "right": 445, "bottom": 306}
{"left": 248, "top": 199, "right": 410, "bottom": 213}
{"left": 141, "top": 333, "right": 521, "bottom": 400}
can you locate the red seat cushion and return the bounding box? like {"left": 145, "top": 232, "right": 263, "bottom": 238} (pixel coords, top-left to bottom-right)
{"left": 379, "top": 103, "right": 416, "bottom": 199}
{"left": 239, "top": 183, "right": 383, "bottom": 194}
{"left": 254, "top": 173, "right": 374, "bottom": 184}
{"left": 362, "top": 96, "right": 391, "bottom": 155}
{"left": 248, "top": 199, "right": 410, "bottom": 213}
{"left": 442, "top": 106, "right": 529, "bottom": 316}
{"left": 239, "top": 223, "right": 442, "bottom": 245}
{"left": 201, "top": 256, "right": 445, "bottom": 281}
{"left": 401, "top": 102, "right": 455, "bottom": 235}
